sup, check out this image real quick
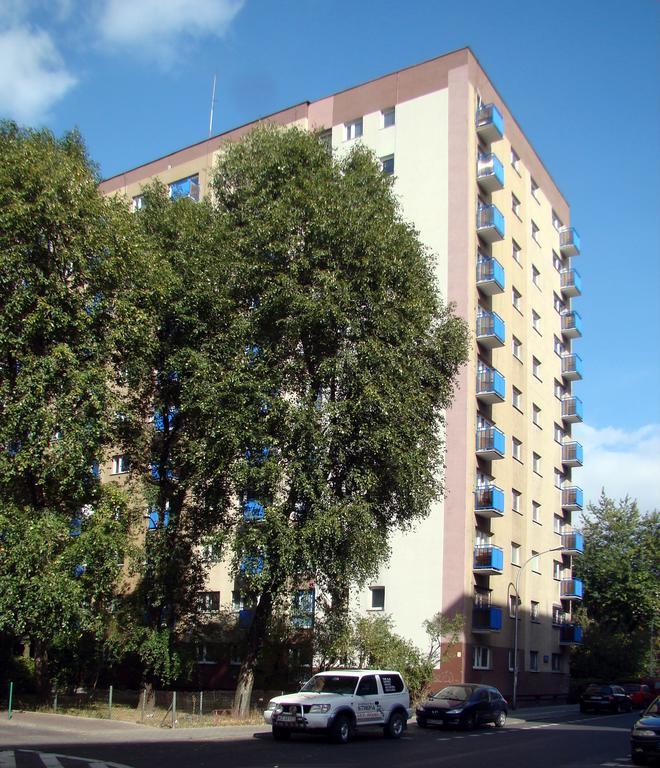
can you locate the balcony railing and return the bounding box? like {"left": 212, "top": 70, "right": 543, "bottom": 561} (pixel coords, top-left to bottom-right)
{"left": 562, "top": 440, "right": 584, "bottom": 467}
{"left": 474, "top": 484, "right": 505, "bottom": 517}
{"left": 476, "top": 310, "right": 505, "bottom": 348}
{"left": 560, "top": 578, "right": 584, "bottom": 600}
{"left": 472, "top": 605, "right": 503, "bottom": 633}
{"left": 561, "top": 531, "right": 584, "bottom": 555}
{"left": 561, "top": 353, "right": 583, "bottom": 381}
{"left": 473, "top": 545, "right": 504, "bottom": 574}
{"left": 476, "top": 103, "right": 504, "bottom": 143}
{"left": 561, "top": 395, "right": 584, "bottom": 423}
{"left": 477, "top": 204, "right": 505, "bottom": 242}
{"left": 477, "top": 152, "right": 505, "bottom": 192}
{"left": 561, "top": 311, "right": 583, "bottom": 339}
{"left": 243, "top": 499, "right": 265, "bottom": 522}
{"left": 476, "top": 364, "right": 505, "bottom": 403}
{"left": 560, "top": 268, "right": 582, "bottom": 298}
{"left": 476, "top": 425, "right": 505, "bottom": 460}
{"left": 559, "top": 623, "right": 583, "bottom": 645}
{"left": 240, "top": 555, "right": 264, "bottom": 575}
{"left": 476, "top": 255, "right": 505, "bottom": 294}
{"left": 559, "top": 226, "right": 581, "bottom": 256}
{"left": 562, "top": 485, "right": 584, "bottom": 511}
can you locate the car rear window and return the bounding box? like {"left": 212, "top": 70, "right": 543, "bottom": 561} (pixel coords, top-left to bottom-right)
{"left": 585, "top": 685, "right": 612, "bottom": 694}
{"left": 622, "top": 684, "right": 639, "bottom": 692}
{"left": 379, "top": 674, "right": 404, "bottom": 693}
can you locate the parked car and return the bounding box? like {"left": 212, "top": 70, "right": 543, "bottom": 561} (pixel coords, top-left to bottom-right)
{"left": 263, "top": 669, "right": 412, "bottom": 744}
{"left": 415, "top": 683, "right": 508, "bottom": 729}
{"left": 630, "top": 695, "right": 660, "bottom": 765}
{"left": 622, "top": 683, "right": 655, "bottom": 710}
{"left": 580, "top": 684, "right": 633, "bottom": 713}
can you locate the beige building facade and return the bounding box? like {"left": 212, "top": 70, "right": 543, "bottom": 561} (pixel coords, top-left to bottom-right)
{"left": 100, "top": 48, "right": 584, "bottom": 700}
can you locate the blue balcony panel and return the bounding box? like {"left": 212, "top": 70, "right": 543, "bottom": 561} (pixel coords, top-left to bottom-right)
{"left": 561, "top": 396, "right": 584, "bottom": 424}
{"left": 240, "top": 555, "right": 264, "bottom": 575}
{"left": 560, "top": 578, "right": 584, "bottom": 601}
{"left": 561, "top": 311, "right": 583, "bottom": 339}
{"left": 477, "top": 204, "right": 505, "bottom": 243}
{"left": 562, "top": 441, "right": 584, "bottom": 467}
{"left": 477, "top": 153, "right": 505, "bottom": 192}
{"left": 560, "top": 226, "right": 581, "bottom": 256}
{"left": 472, "top": 605, "right": 503, "bottom": 633}
{"left": 238, "top": 608, "right": 255, "bottom": 629}
{"left": 473, "top": 545, "right": 504, "bottom": 574}
{"left": 475, "top": 484, "right": 505, "bottom": 518}
{"left": 476, "top": 255, "right": 505, "bottom": 295}
{"left": 560, "top": 268, "right": 582, "bottom": 298}
{"left": 559, "top": 624, "right": 583, "bottom": 645}
{"left": 476, "top": 103, "right": 504, "bottom": 143}
{"left": 476, "top": 426, "right": 505, "bottom": 460}
{"left": 562, "top": 485, "right": 584, "bottom": 511}
{"left": 243, "top": 499, "right": 265, "bottom": 522}
{"left": 561, "top": 531, "right": 584, "bottom": 555}
{"left": 476, "top": 311, "right": 506, "bottom": 348}
{"left": 561, "top": 353, "right": 583, "bottom": 381}
{"left": 476, "top": 365, "right": 505, "bottom": 404}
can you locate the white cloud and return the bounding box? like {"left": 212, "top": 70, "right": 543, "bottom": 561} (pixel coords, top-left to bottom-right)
{"left": 573, "top": 422, "right": 660, "bottom": 514}
{"left": 97, "top": 0, "right": 245, "bottom": 64}
{"left": 0, "top": 25, "right": 77, "bottom": 123}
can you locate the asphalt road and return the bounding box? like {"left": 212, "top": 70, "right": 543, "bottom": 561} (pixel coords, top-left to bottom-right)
{"left": 0, "top": 705, "right": 646, "bottom": 768}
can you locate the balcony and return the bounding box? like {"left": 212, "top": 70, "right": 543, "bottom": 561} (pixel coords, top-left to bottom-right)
{"left": 562, "top": 485, "right": 584, "bottom": 511}
{"left": 561, "top": 311, "right": 583, "bottom": 339}
{"left": 474, "top": 484, "right": 505, "bottom": 518}
{"left": 560, "top": 268, "right": 582, "bottom": 298}
{"left": 476, "top": 425, "right": 505, "bottom": 460}
{"left": 243, "top": 499, "right": 265, "bottom": 522}
{"left": 476, "top": 311, "right": 505, "bottom": 348}
{"left": 168, "top": 174, "right": 200, "bottom": 202}
{"left": 476, "top": 103, "right": 504, "bottom": 143}
{"left": 561, "top": 395, "right": 584, "bottom": 423}
{"left": 559, "top": 226, "right": 581, "bottom": 256}
{"left": 477, "top": 204, "right": 505, "bottom": 242}
{"left": 561, "top": 353, "right": 583, "bottom": 381}
{"left": 240, "top": 555, "right": 264, "bottom": 575}
{"left": 561, "top": 530, "right": 584, "bottom": 555}
{"left": 473, "top": 545, "right": 504, "bottom": 574}
{"left": 477, "top": 153, "right": 505, "bottom": 192}
{"left": 476, "top": 364, "right": 505, "bottom": 403}
{"left": 476, "top": 255, "right": 505, "bottom": 295}
{"left": 472, "top": 605, "right": 503, "bottom": 633}
{"left": 560, "top": 577, "right": 584, "bottom": 601}
{"left": 562, "top": 440, "right": 584, "bottom": 467}
{"left": 559, "top": 623, "right": 583, "bottom": 645}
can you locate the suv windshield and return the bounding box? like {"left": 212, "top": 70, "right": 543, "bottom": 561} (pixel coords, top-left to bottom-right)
{"left": 431, "top": 685, "right": 476, "bottom": 702}
{"left": 300, "top": 675, "right": 359, "bottom": 695}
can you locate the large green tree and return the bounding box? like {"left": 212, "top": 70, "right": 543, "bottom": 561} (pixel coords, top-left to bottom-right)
{"left": 572, "top": 492, "right": 659, "bottom": 681}
{"left": 0, "top": 122, "right": 138, "bottom": 692}
{"left": 211, "top": 126, "right": 469, "bottom": 714}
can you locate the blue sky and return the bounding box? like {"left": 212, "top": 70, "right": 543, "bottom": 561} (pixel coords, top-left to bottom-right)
{"left": 1, "top": 0, "right": 658, "bottom": 511}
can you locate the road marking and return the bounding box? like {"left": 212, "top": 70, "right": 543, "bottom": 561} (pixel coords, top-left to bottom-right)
{"left": 0, "top": 751, "right": 135, "bottom": 768}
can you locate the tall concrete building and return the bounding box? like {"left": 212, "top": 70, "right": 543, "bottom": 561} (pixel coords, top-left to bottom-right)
{"left": 100, "top": 47, "right": 584, "bottom": 700}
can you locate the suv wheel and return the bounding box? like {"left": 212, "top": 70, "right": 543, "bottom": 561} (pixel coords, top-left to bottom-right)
{"left": 385, "top": 711, "right": 406, "bottom": 739}
{"left": 331, "top": 714, "right": 352, "bottom": 744}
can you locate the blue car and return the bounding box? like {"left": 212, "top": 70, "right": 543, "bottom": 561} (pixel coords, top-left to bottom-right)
{"left": 416, "top": 684, "right": 508, "bottom": 729}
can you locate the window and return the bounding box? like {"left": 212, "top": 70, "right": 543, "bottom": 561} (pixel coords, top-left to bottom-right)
{"left": 345, "top": 118, "right": 363, "bottom": 140}
{"left": 382, "top": 107, "right": 395, "bottom": 128}
{"left": 552, "top": 210, "right": 563, "bottom": 231}
{"left": 531, "top": 221, "right": 540, "bottom": 244}
{"left": 196, "top": 643, "right": 216, "bottom": 664}
{"left": 232, "top": 591, "right": 245, "bottom": 611}
{"left": 533, "top": 452, "right": 542, "bottom": 475}
{"left": 529, "top": 650, "right": 539, "bottom": 672}
{"left": 513, "top": 336, "right": 522, "bottom": 361}
{"left": 554, "top": 514, "right": 563, "bottom": 534}
{"left": 512, "top": 488, "right": 521, "bottom": 514}
{"left": 168, "top": 174, "right": 200, "bottom": 202}
{"left": 554, "top": 379, "right": 565, "bottom": 399}
{"left": 553, "top": 560, "right": 563, "bottom": 580}
{"left": 532, "top": 310, "right": 541, "bottom": 333}
{"left": 553, "top": 251, "right": 562, "bottom": 272}
{"left": 292, "top": 589, "right": 315, "bottom": 628}
{"left": 532, "top": 501, "right": 541, "bottom": 524}
{"left": 532, "top": 403, "right": 541, "bottom": 427}
{"left": 511, "top": 148, "right": 521, "bottom": 173}
{"left": 554, "top": 335, "right": 565, "bottom": 356}
{"left": 531, "top": 601, "right": 540, "bottom": 621}
{"left": 511, "top": 542, "right": 521, "bottom": 566}
{"left": 356, "top": 675, "right": 378, "bottom": 696}
{"left": 473, "top": 646, "right": 491, "bottom": 670}
{"left": 509, "top": 594, "right": 520, "bottom": 618}
{"left": 201, "top": 542, "right": 221, "bottom": 562}
{"left": 512, "top": 437, "right": 522, "bottom": 461}
{"left": 554, "top": 468, "right": 564, "bottom": 489}
{"left": 131, "top": 194, "right": 145, "bottom": 212}
{"left": 512, "top": 193, "right": 521, "bottom": 218}
{"left": 512, "top": 239, "right": 522, "bottom": 265}
{"left": 531, "top": 551, "right": 541, "bottom": 573}
{"left": 111, "top": 454, "right": 129, "bottom": 474}
{"left": 554, "top": 423, "right": 564, "bottom": 443}
{"left": 512, "top": 386, "right": 522, "bottom": 411}
{"left": 319, "top": 129, "right": 332, "bottom": 151}
{"left": 552, "top": 605, "right": 564, "bottom": 625}
{"left": 532, "top": 265, "right": 541, "bottom": 287}
{"left": 553, "top": 292, "right": 565, "bottom": 314}
{"left": 229, "top": 643, "right": 242, "bottom": 665}
{"left": 508, "top": 648, "right": 516, "bottom": 671}
{"left": 532, "top": 356, "right": 542, "bottom": 380}
{"left": 512, "top": 286, "right": 522, "bottom": 312}
{"left": 199, "top": 591, "right": 220, "bottom": 613}
{"left": 531, "top": 177, "right": 539, "bottom": 201}
{"left": 552, "top": 654, "right": 562, "bottom": 672}
{"left": 370, "top": 586, "right": 385, "bottom": 610}
{"left": 380, "top": 154, "right": 395, "bottom": 175}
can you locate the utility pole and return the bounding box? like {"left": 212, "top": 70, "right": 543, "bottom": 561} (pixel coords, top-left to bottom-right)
{"left": 209, "top": 74, "right": 217, "bottom": 138}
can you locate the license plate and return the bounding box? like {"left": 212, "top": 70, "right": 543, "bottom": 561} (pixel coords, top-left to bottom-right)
{"left": 427, "top": 719, "right": 444, "bottom": 725}
{"left": 277, "top": 714, "right": 296, "bottom": 722}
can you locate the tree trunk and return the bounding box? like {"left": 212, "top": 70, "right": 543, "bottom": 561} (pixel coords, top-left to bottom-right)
{"left": 32, "top": 639, "right": 50, "bottom": 701}
{"left": 233, "top": 590, "right": 273, "bottom": 718}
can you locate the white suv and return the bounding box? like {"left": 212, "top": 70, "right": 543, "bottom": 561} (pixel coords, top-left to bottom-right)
{"left": 264, "top": 669, "right": 412, "bottom": 744}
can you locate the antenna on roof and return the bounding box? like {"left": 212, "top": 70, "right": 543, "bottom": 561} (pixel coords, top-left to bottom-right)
{"left": 208, "top": 74, "right": 217, "bottom": 138}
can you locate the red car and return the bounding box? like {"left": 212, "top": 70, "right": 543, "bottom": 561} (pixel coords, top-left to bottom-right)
{"left": 622, "top": 683, "right": 654, "bottom": 709}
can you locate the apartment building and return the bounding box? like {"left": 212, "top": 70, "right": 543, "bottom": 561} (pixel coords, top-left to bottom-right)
{"left": 100, "top": 47, "right": 584, "bottom": 699}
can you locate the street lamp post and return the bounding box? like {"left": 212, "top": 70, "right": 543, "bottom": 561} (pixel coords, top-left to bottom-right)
{"left": 512, "top": 545, "right": 564, "bottom": 710}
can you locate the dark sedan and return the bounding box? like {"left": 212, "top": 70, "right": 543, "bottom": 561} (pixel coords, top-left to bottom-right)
{"left": 630, "top": 696, "right": 660, "bottom": 765}
{"left": 416, "top": 684, "right": 507, "bottom": 729}
{"left": 580, "top": 684, "right": 633, "bottom": 713}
